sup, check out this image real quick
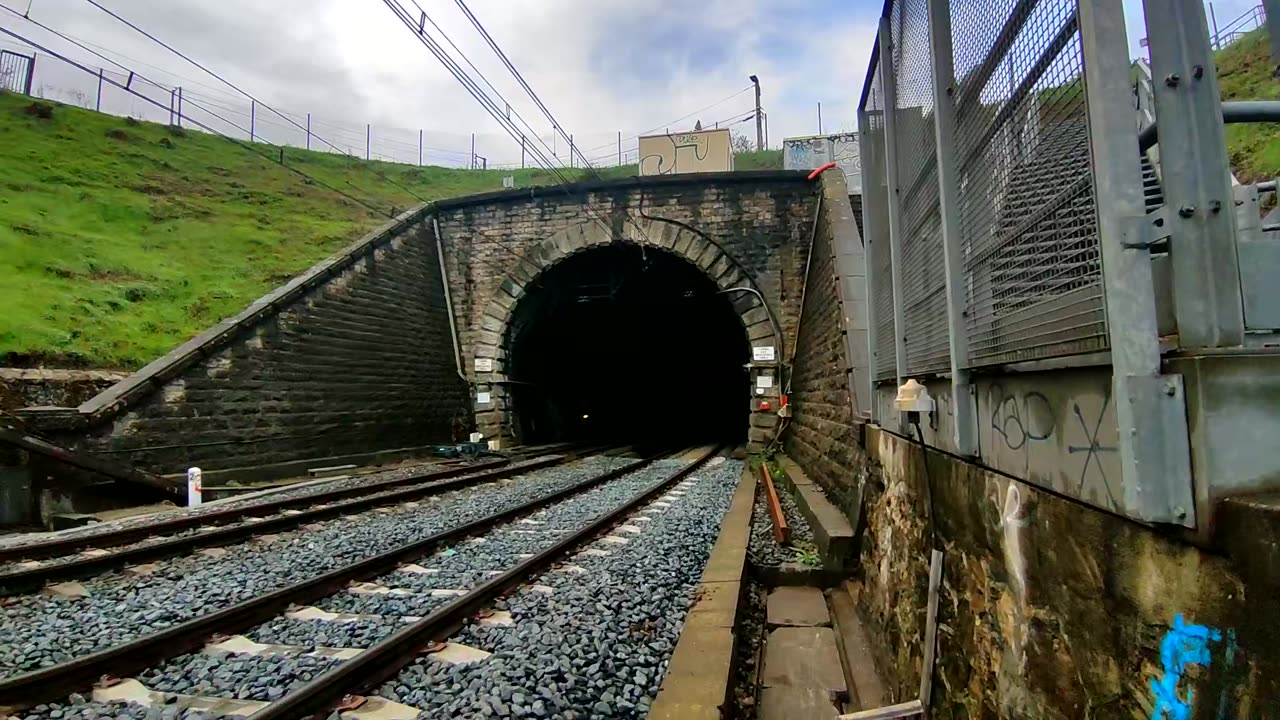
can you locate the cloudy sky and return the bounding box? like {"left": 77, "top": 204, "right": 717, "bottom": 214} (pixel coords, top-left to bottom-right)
{"left": 0, "top": 0, "right": 1260, "bottom": 168}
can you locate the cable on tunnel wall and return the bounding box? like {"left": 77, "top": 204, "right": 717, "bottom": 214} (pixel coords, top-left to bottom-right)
{"left": 433, "top": 215, "right": 471, "bottom": 388}
{"left": 636, "top": 192, "right": 787, "bottom": 365}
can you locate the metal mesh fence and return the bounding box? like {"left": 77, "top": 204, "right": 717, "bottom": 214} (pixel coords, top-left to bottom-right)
{"left": 950, "top": 0, "right": 1106, "bottom": 365}
{"left": 863, "top": 61, "right": 898, "bottom": 382}
{"left": 893, "top": 0, "right": 949, "bottom": 376}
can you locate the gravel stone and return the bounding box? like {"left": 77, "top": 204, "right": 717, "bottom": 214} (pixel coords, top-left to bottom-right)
{"left": 0, "top": 455, "right": 635, "bottom": 679}
{"left": 377, "top": 458, "right": 744, "bottom": 719}
{"left": 139, "top": 652, "right": 341, "bottom": 701}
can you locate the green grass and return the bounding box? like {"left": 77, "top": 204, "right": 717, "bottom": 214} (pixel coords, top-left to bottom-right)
{"left": 0, "top": 91, "right": 630, "bottom": 368}
{"left": 1216, "top": 27, "right": 1280, "bottom": 183}
{"left": 734, "top": 149, "right": 784, "bottom": 170}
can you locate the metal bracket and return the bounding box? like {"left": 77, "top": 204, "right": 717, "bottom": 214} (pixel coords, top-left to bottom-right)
{"left": 1118, "top": 373, "right": 1196, "bottom": 527}
{"left": 1123, "top": 209, "right": 1173, "bottom": 250}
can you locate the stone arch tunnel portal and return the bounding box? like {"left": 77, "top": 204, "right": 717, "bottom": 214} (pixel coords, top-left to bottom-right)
{"left": 503, "top": 242, "right": 751, "bottom": 446}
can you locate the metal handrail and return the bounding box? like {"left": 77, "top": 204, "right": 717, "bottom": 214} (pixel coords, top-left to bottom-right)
{"left": 1138, "top": 100, "right": 1280, "bottom": 152}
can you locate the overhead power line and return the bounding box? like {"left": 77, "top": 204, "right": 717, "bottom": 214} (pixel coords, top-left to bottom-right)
{"left": 74, "top": 0, "right": 431, "bottom": 206}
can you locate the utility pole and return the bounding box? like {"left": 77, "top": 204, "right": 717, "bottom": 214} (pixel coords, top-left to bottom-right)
{"left": 750, "top": 74, "right": 763, "bottom": 151}
{"left": 471, "top": 133, "right": 476, "bottom": 169}
{"left": 617, "top": 131, "right": 622, "bottom": 166}
{"left": 817, "top": 101, "right": 823, "bottom": 134}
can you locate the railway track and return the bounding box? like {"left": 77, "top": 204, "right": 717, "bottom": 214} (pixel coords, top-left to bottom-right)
{"left": 0, "top": 444, "right": 616, "bottom": 594}
{"left": 0, "top": 447, "right": 720, "bottom": 712}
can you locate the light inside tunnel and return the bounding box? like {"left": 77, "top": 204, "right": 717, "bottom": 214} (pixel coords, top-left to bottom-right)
{"left": 506, "top": 243, "right": 750, "bottom": 446}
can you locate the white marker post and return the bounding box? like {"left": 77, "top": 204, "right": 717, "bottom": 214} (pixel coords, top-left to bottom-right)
{"left": 187, "top": 467, "right": 203, "bottom": 508}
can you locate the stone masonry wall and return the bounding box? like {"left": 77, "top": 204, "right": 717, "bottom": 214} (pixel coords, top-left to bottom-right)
{"left": 49, "top": 211, "right": 470, "bottom": 476}
{"left": 784, "top": 173, "right": 866, "bottom": 522}
{"left": 433, "top": 172, "right": 817, "bottom": 443}
{"left": 854, "top": 426, "right": 1279, "bottom": 719}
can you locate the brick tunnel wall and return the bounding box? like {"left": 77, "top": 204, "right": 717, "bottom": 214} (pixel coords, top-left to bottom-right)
{"left": 46, "top": 210, "right": 470, "bottom": 478}
{"left": 433, "top": 172, "right": 817, "bottom": 443}
{"left": 784, "top": 175, "right": 866, "bottom": 522}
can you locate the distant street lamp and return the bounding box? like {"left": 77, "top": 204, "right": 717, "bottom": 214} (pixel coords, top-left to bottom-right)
{"left": 749, "top": 74, "right": 763, "bottom": 152}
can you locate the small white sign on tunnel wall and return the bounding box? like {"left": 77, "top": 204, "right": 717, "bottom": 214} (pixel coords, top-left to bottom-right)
{"left": 756, "top": 375, "right": 774, "bottom": 389}
{"left": 474, "top": 358, "right": 494, "bottom": 372}
{"left": 476, "top": 391, "right": 492, "bottom": 405}
{"left": 752, "top": 346, "right": 776, "bottom": 362}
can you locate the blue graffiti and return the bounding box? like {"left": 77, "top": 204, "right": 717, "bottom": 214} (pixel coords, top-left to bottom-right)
{"left": 1150, "top": 614, "right": 1224, "bottom": 720}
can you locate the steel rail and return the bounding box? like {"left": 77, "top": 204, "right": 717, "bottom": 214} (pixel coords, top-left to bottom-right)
{"left": 0, "top": 443, "right": 601, "bottom": 565}
{"left": 0, "top": 455, "right": 577, "bottom": 594}
{"left": 0, "top": 449, "right": 671, "bottom": 707}
{"left": 0, "top": 446, "right": 628, "bottom": 593}
{"left": 250, "top": 445, "right": 722, "bottom": 720}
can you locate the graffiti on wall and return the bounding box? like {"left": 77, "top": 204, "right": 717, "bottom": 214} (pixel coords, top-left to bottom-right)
{"left": 783, "top": 133, "right": 862, "bottom": 193}
{"left": 875, "top": 369, "right": 1124, "bottom": 515}
{"left": 1149, "top": 614, "right": 1237, "bottom": 720}
{"left": 638, "top": 129, "right": 733, "bottom": 176}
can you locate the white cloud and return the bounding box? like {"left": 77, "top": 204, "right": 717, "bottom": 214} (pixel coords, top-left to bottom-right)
{"left": 2, "top": 0, "right": 881, "bottom": 167}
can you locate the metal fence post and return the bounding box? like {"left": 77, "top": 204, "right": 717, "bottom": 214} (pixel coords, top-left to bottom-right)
{"left": 366, "top": 124, "right": 371, "bottom": 161}
{"left": 1143, "top": 0, "right": 1244, "bottom": 348}
{"left": 95, "top": 68, "right": 103, "bottom": 111}
{"left": 877, "top": 17, "right": 909, "bottom": 415}
{"left": 858, "top": 107, "right": 881, "bottom": 424}
{"left": 250, "top": 99, "right": 256, "bottom": 142}
{"left": 22, "top": 52, "right": 34, "bottom": 95}
{"left": 419, "top": 129, "right": 423, "bottom": 166}
{"left": 926, "top": 0, "right": 977, "bottom": 455}
{"left": 1079, "top": 0, "right": 1194, "bottom": 527}
{"left": 306, "top": 113, "right": 312, "bottom": 151}
{"left": 176, "top": 87, "right": 182, "bottom": 127}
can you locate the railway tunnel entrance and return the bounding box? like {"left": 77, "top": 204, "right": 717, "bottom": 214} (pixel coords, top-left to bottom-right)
{"left": 504, "top": 243, "right": 750, "bottom": 447}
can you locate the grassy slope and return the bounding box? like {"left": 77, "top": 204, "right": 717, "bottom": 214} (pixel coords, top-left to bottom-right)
{"left": 1216, "top": 28, "right": 1280, "bottom": 182}
{"left": 0, "top": 92, "right": 627, "bottom": 368}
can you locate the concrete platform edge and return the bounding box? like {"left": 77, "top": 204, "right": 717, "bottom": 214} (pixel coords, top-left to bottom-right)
{"left": 649, "top": 465, "right": 757, "bottom": 720}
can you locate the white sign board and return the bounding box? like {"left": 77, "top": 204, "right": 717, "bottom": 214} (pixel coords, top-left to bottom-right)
{"left": 752, "top": 346, "right": 776, "bottom": 362}
{"left": 476, "top": 392, "right": 491, "bottom": 405}
{"left": 474, "top": 358, "right": 494, "bottom": 373}
{"left": 756, "top": 375, "right": 774, "bottom": 389}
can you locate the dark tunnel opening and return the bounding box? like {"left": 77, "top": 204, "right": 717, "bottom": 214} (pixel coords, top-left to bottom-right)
{"left": 506, "top": 243, "right": 750, "bottom": 447}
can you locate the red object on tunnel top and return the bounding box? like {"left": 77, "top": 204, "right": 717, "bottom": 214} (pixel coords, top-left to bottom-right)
{"left": 759, "top": 400, "right": 772, "bottom": 411}
{"left": 807, "top": 162, "right": 838, "bottom": 180}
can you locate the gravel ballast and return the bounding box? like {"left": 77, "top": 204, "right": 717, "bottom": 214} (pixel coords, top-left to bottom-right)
{"left": 0, "top": 455, "right": 636, "bottom": 679}
{"left": 375, "top": 457, "right": 745, "bottom": 719}
{"left": 16, "top": 456, "right": 699, "bottom": 718}
{"left": 0, "top": 455, "right": 524, "bottom": 554}
{"left": 747, "top": 477, "right": 817, "bottom": 567}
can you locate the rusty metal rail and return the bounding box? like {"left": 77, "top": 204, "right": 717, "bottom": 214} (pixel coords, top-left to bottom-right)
{"left": 249, "top": 445, "right": 722, "bottom": 720}
{"left": 761, "top": 463, "right": 791, "bottom": 544}
{"left": 0, "top": 448, "right": 670, "bottom": 707}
